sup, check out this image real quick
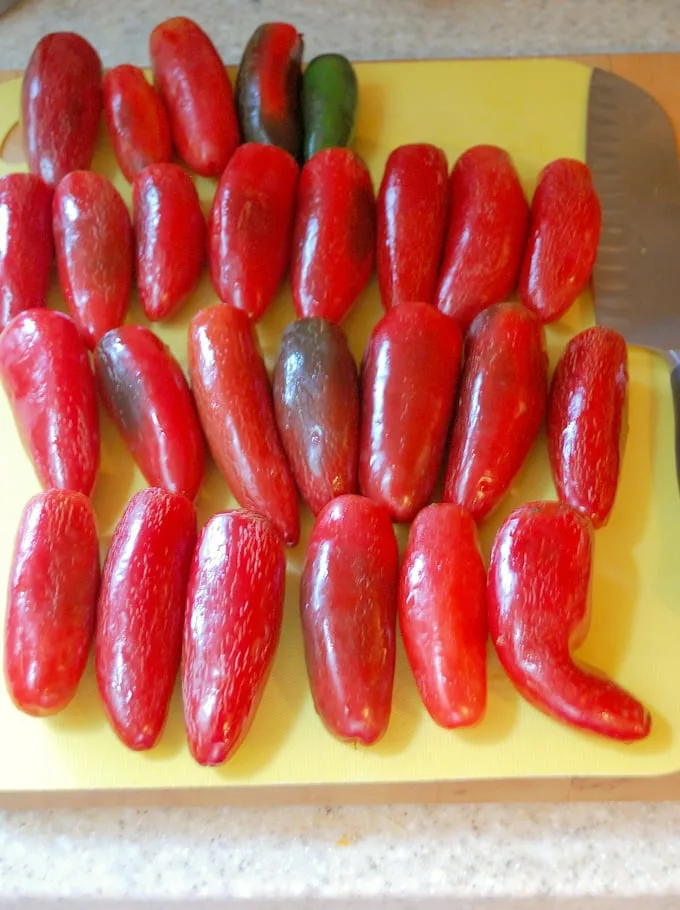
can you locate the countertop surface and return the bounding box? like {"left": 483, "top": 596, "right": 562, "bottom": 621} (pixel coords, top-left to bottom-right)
{"left": 2, "top": 0, "right": 680, "bottom": 906}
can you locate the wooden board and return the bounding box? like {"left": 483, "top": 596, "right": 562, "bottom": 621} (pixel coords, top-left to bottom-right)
{"left": 1, "top": 54, "right": 680, "bottom": 807}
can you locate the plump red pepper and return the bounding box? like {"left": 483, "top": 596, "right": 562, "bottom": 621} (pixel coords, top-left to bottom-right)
{"left": 399, "top": 503, "right": 487, "bottom": 728}
{"left": 182, "top": 510, "right": 285, "bottom": 766}
{"left": 0, "top": 174, "right": 53, "bottom": 330}
{"left": 435, "top": 145, "right": 529, "bottom": 331}
{"left": 444, "top": 302, "right": 548, "bottom": 523}
{"left": 519, "top": 159, "right": 602, "bottom": 323}
{"left": 235, "top": 22, "right": 303, "bottom": 159}
{"left": 149, "top": 16, "right": 240, "bottom": 177}
{"left": 21, "top": 32, "right": 102, "bottom": 187}
{"left": 291, "top": 148, "right": 376, "bottom": 323}
{"left": 188, "top": 305, "right": 299, "bottom": 545}
{"left": 360, "top": 301, "right": 462, "bottom": 522}
{"left": 53, "top": 170, "right": 133, "bottom": 349}
{"left": 300, "top": 494, "right": 399, "bottom": 745}
{"left": 4, "top": 490, "right": 99, "bottom": 716}
{"left": 376, "top": 143, "right": 449, "bottom": 310}
{"left": 95, "top": 488, "right": 196, "bottom": 751}
{"left": 208, "top": 143, "right": 299, "bottom": 320}
{"left": 133, "top": 163, "right": 205, "bottom": 321}
{"left": 488, "top": 500, "right": 651, "bottom": 742}
{"left": 0, "top": 309, "right": 100, "bottom": 495}
{"left": 103, "top": 64, "right": 173, "bottom": 182}
{"left": 94, "top": 325, "right": 205, "bottom": 500}
{"left": 273, "top": 318, "right": 359, "bottom": 515}
{"left": 548, "top": 326, "right": 628, "bottom": 529}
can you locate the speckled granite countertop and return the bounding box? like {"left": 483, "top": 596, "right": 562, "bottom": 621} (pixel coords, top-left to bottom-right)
{"left": 2, "top": 0, "right": 680, "bottom": 905}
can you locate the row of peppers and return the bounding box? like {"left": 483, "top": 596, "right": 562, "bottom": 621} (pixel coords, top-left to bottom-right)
{"left": 0, "top": 18, "right": 652, "bottom": 760}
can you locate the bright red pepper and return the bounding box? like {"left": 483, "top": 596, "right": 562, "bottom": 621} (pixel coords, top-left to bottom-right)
{"left": 21, "top": 32, "right": 102, "bottom": 187}
{"left": 208, "top": 143, "right": 299, "bottom": 320}
{"left": 133, "top": 163, "right": 206, "bottom": 321}
{"left": 235, "top": 22, "right": 303, "bottom": 159}
{"left": 360, "top": 301, "right": 462, "bottom": 522}
{"left": 300, "top": 494, "right": 399, "bottom": 745}
{"left": 94, "top": 325, "right": 205, "bottom": 500}
{"left": 0, "top": 174, "right": 53, "bottom": 330}
{"left": 0, "top": 309, "right": 100, "bottom": 495}
{"left": 4, "top": 490, "right": 99, "bottom": 716}
{"left": 182, "top": 510, "right": 285, "bottom": 766}
{"left": 188, "top": 305, "right": 300, "bottom": 545}
{"left": 435, "top": 145, "right": 529, "bottom": 331}
{"left": 488, "top": 500, "right": 651, "bottom": 742}
{"left": 398, "top": 503, "right": 487, "bottom": 729}
{"left": 150, "top": 17, "right": 240, "bottom": 177}
{"left": 95, "top": 488, "right": 196, "bottom": 751}
{"left": 273, "top": 318, "right": 359, "bottom": 515}
{"left": 103, "top": 64, "right": 173, "bottom": 182}
{"left": 53, "top": 170, "right": 133, "bottom": 349}
{"left": 548, "top": 326, "right": 628, "bottom": 529}
{"left": 444, "top": 302, "right": 548, "bottom": 523}
{"left": 519, "top": 158, "right": 602, "bottom": 323}
{"left": 291, "top": 148, "right": 376, "bottom": 323}
{"left": 376, "top": 143, "right": 449, "bottom": 310}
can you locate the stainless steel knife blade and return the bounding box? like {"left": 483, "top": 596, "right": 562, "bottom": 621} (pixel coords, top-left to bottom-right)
{"left": 587, "top": 67, "right": 680, "bottom": 483}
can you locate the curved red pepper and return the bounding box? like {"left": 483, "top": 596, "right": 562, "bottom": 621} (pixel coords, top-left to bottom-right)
{"left": 300, "top": 494, "right": 399, "bottom": 745}
{"left": 435, "top": 145, "right": 529, "bottom": 331}
{"left": 53, "top": 170, "right": 133, "bottom": 349}
{"left": 0, "top": 309, "right": 100, "bottom": 495}
{"left": 103, "top": 64, "right": 173, "bottom": 182}
{"left": 96, "top": 488, "right": 197, "bottom": 751}
{"left": 208, "top": 143, "right": 299, "bottom": 320}
{"left": 182, "top": 510, "right": 285, "bottom": 766}
{"left": 0, "top": 174, "right": 53, "bottom": 330}
{"left": 548, "top": 326, "right": 628, "bottom": 529}
{"left": 5, "top": 490, "right": 100, "bottom": 716}
{"left": 188, "top": 305, "right": 300, "bottom": 546}
{"left": 360, "top": 301, "right": 462, "bottom": 522}
{"left": 376, "top": 143, "right": 449, "bottom": 310}
{"left": 94, "top": 324, "right": 205, "bottom": 500}
{"left": 399, "top": 503, "right": 487, "bottom": 728}
{"left": 488, "top": 500, "right": 651, "bottom": 742}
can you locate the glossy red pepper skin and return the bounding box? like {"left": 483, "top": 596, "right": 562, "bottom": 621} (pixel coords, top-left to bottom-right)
{"left": 208, "top": 143, "right": 299, "bottom": 320}
{"left": 548, "top": 326, "right": 628, "bottom": 529}
{"left": 182, "top": 510, "right": 285, "bottom": 766}
{"left": 273, "top": 318, "right": 359, "bottom": 515}
{"left": 103, "top": 64, "right": 173, "bottom": 182}
{"left": 0, "top": 174, "right": 54, "bottom": 330}
{"left": 53, "top": 171, "right": 133, "bottom": 349}
{"left": 0, "top": 310, "right": 100, "bottom": 495}
{"left": 444, "top": 302, "right": 548, "bottom": 523}
{"left": 94, "top": 325, "right": 205, "bottom": 500}
{"left": 376, "top": 143, "right": 449, "bottom": 310}
{"left": 291, "top": 148, "right": 376, "bottom": 323}
{"left": 96, "top": 488, "right": 196, "bottom": 751}
{"left": 5, "top": 490, "right": 99, "bottom": 716}
{"left": 399, "top": 504, "right": 487, "bottom": 728}
{"left": 133, "top": 163, "right": 206, "bottom": 321}
{"left": 519, "top": 159, "right": 602, "bottom": 323}
{"left": 435, "top": 145, "right": 529, "bottom": 332}
{"left": 488, "top": 501, "right": 651, "bottom": 742}
{"left": 188, "top": 306, "right": 300, "bottom": 545}
{"left": 235, "top": 22, "right": 303, "bottom": 160}
{"left": 300, "top": 495, "right": 399, "bottom": 745}
{"left": 21, "top": 32, "right": 102, "bottom": 187}
{"left": 150, "top": 17, "right": 240, "bottom": 177}
{"left": 360, "top": 301, "right": 462, "bottom": 522}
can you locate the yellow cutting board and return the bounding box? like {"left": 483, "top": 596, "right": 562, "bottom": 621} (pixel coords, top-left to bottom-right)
{"left": 0, "top": 57, "right": 678, "bottom": 800}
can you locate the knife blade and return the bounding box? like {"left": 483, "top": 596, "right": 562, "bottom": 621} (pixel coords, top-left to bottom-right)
{"left": 587, "top": 66, "right": 680, "bottom": 485}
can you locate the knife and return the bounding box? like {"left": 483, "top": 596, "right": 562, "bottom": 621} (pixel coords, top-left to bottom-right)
{"left": 587, "top": 67, "right": 680, "bottom": 486}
